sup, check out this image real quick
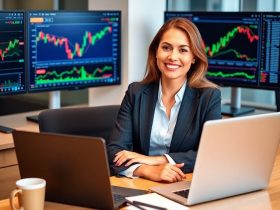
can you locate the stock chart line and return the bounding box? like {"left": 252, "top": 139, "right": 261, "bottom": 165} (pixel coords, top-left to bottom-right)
{"left": 35, "top": 65, "right": 113, "bottom": 84}
{"left": 205, "top": 25, "right": 259, "bottom": 58}
{"left": 36, "top": 26, "right": 112, "bottom": 60}
{"left": 207, "top": 71, "right": 255, "bottom": 80}
{"left": 0, "top": 39, "right": 22, "bottom": 61}
{"left": 209, "top": 48, "right": 257, "bottom": 61}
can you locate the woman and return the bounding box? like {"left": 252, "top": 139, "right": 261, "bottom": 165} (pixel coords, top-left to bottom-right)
{"left": 107, "top": 18, "right": 221, "bottom": 183}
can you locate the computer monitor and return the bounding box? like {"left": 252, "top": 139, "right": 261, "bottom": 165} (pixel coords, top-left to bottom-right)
{"left": 165, "top": 11, "right": 280, "bottom": 116}
{"left": 0, "top": 11, "right": 25, "bottom": 133}
{"left": 0, "top": 11, "right": 25, "bottom": 96}
{"left": 27, "top": 10, "right": 121, "bottom": 93}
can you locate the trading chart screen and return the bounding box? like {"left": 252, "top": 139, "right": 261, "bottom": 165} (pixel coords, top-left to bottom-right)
{"left": 0, "top": 12, "right": 25, "bottom": 95}
{"left": 165, "top": 12, "right": 280, "bottom": 90}
{"left": 27, "top": 11, "right": 121, "bottom": 92}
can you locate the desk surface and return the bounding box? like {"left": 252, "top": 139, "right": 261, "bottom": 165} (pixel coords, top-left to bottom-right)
{"left": 0, "top": 109, "right": 279, "bottom": 209}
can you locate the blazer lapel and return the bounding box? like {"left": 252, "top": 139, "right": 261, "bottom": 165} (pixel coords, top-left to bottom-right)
{"left": 170, "top": 86, "right": 199, "bottom": 152}
{"left": 139, "top": 84, "right": 158, "bottom": 155}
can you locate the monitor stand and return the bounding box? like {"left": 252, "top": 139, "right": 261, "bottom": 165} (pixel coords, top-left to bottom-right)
{"left": 26, "top": 91, "right": 61, "bottom": 123}
{"left": 222, "top": 87, "right": 254, "bottom": 117}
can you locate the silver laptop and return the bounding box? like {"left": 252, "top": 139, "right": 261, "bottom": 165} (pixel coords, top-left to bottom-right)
{"left": 150, "top": 112, "right": 280, "bottom": 206}
{"left": 12, "top": 130, "right": 146, "bottom": 210}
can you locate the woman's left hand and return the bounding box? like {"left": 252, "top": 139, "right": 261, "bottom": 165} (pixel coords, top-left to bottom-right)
{"left": 114, "top": 150, "right": 167, "bottom": 166}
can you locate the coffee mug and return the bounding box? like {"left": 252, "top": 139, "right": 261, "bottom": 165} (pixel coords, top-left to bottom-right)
{"left": 10, "top": 178, "right": 46, "bottom": 210}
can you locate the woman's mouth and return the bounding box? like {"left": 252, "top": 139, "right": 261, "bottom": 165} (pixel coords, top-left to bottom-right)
{"left": 165, "top": 63, "right": 181, "bottom": 70}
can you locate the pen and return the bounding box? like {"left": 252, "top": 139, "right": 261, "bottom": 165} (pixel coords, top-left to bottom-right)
{"left": 132, "top": 200, "right": 168, "bottom": 210}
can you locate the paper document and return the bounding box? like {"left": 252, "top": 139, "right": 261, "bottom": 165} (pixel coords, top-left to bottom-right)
{"left": 125, "top": 192, "right": 189, "bottom": 210}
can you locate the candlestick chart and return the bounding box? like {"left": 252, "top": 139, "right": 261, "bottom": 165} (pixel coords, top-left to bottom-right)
{"left": 35, "top": 25, "right": 113, "bottom": 61}
{"left": 197, "top": 21, "right": 260, "bottom": 83}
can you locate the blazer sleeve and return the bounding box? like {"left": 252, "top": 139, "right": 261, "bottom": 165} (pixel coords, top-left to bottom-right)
{"left": 106, "top": 83, "right": 136, "bottom": 175}
{"left": 168, "top": 88, "right": 222, "bottom": 173}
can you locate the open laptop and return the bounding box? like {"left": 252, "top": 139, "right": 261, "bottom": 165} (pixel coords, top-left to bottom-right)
{"left": 150, "top": 112, "right": 280, "bottom": 206}
{"left": 12, "top": 131, "right": 147, "bottom": 210}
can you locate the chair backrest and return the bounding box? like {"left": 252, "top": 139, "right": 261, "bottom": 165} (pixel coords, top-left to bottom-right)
{"left": 38, "top": 105, "right": 120, "bottom": 142}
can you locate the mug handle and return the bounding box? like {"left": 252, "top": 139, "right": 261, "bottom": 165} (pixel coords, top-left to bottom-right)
{"left": 10, "top": 189, "right": 23, "bottom": 210}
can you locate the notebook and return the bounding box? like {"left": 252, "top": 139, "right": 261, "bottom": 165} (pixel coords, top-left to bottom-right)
{"left": 150, "top": 112, "right": 280, "bottom": 206}
{"left": 12, "top": 130, "right": 147, "bottom": 210}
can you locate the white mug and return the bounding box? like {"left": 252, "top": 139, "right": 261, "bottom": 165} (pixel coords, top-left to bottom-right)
{"left": 10, "top": 178, "right": 46, "bottom": 210}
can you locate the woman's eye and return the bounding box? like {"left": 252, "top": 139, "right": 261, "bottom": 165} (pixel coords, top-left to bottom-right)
{"left": 162, "top": 45, "right": 171, "bottom": 51}
{"left": 180, "top": 48, "right": 188, "bottom": 53}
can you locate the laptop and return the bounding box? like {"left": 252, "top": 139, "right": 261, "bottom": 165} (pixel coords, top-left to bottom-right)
{"left": 150, "top": 112, "right": 280, "bottom": 206}
{"left": 12, "top": 131, "right": 147, "bottom": 210}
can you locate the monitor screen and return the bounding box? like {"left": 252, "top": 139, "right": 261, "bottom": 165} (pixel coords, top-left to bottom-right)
{"left": 165, "top": 12, "right": 280, "bottom": 90}
{"left": 0, "top": 11, "right": 25, "bottom": 96}
{"left": 27, "top": 11, "right": 121, "bottom": 92}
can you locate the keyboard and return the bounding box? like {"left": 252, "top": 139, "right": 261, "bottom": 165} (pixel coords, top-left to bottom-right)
{"left": 174, "top": 189, "right": 190, "bottom": 198}
{"left": 112, "top": 186, "right": 147, "bottom": 208}
{"left": 113, "top": 193, "right": 126, "bottom": 203}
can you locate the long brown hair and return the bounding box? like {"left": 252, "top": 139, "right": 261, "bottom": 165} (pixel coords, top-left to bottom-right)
{"left": 142, "top": 18, "right": 218, "bottom": 89}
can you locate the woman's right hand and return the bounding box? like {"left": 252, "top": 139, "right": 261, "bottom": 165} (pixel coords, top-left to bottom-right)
{"left": 133, "top": 163, "right": 186, "bottom": 183}
{"left": 114, "top": 150, "right": 168, "bottom": 166}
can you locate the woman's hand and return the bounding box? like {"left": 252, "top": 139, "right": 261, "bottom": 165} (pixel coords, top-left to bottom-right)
{"left": 134, "top": 163, "right": 186, "bottom": 182}
{"left": 114, "top": 150, "right": 168, "bottom": 166}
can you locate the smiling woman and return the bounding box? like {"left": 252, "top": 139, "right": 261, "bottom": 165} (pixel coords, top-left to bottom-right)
{"left": 107, "top": 18, "right": 222, "bottom": 183}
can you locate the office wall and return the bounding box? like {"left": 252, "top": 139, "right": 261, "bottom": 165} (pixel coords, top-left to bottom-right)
{"left": 88, "top": 0, "right": 165, "bottom": 106}
{"left": 59, "top": 0, "right": 88, "bottom": 10}
{"left": 3, "top": 0, "right": 53, "bottom": 9}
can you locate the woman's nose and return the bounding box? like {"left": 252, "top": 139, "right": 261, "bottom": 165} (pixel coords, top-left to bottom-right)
{"left": 168, "top": 50, "right": 179, "bottom": 61}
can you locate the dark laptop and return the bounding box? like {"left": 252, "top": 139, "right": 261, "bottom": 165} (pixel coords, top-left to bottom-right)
{"left": 12, "top": 130, "right": 147, "bottom": 210}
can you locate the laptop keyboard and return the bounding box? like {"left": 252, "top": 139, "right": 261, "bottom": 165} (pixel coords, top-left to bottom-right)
{"left": 174, "top": 189, "right": 190, "bottom": 198}
{"left": 112, "top": 185, "right": 148, "bottom": 208}
{"left": 113, "top": 193, "right": 126, "bottom": 203}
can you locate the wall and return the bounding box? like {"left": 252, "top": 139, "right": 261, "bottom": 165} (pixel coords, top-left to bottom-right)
{"left": 3, "top": 0, "right": 53, "bottom": 9}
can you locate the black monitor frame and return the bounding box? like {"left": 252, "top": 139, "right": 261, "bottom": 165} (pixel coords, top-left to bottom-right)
{"left": 26, "top": 10, "right": 121, "bottom": 93}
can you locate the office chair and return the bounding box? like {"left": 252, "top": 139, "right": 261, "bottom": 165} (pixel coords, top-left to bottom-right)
{"left": 38, "top": 105, "right": 120, "bottom": 142}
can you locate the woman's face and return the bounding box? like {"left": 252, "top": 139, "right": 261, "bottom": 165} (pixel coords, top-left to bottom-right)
{"left": 156, "top": 28, "right": 195, "bottom": 84}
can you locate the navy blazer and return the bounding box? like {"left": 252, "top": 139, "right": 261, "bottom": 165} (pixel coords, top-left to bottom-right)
{"left": 107, "top": 82, "right": 222, "bottom": 175}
